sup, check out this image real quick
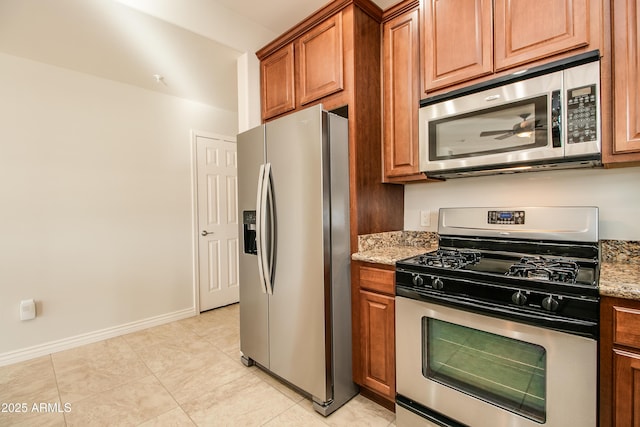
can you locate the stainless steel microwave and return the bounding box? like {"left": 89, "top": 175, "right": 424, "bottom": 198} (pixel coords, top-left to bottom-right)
{"left": 419, "top": 52, "right": 602, "bottom": 179}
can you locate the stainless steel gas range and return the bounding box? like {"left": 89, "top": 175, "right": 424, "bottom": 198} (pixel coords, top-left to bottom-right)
{"left": 395, "top": 207, "right": 600, "bottom": 427}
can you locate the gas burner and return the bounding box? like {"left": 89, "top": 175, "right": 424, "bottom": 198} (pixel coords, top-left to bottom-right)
{"left": 417, "top": 249, "right": 482, "bottom": 269}
{"left": 506, "top": 256, "right": 579, "bottom": 283}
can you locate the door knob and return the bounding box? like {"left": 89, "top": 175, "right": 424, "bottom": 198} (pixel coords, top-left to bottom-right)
{"left": 201, "top": 230, "right": 214, "bottom": 236}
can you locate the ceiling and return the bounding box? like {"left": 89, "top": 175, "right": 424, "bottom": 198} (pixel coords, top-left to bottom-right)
{"left": 0, "top": 0, "right": 399, "bottom": 112}
{"left": 214, "top": 0, "right": 400, "bottom": 35}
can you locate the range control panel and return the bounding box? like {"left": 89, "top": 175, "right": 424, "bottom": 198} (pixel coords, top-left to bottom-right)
{"left": 566, "top": 84, "right": 598, "bottom": 144}
{"left": 488, "top": 210, "right": 525, "bottom": 225}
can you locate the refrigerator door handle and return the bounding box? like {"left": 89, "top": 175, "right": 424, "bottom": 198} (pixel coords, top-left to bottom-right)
{"left": 264, "top": 163, "right": 275, "bottom": 295}
{"left": 255, "top": 164, "right": 268, "bottom": 295}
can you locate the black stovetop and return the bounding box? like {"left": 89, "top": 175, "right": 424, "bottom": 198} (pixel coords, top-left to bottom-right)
{"left": 396, "top": 236, "right": 600, "bottom": 297}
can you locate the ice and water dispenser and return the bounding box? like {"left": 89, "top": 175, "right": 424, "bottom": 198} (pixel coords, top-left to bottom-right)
{"left": 243, "top": 210, "right": 257, "bottom": 255}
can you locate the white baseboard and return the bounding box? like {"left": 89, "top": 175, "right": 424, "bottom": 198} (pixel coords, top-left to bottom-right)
{"left": 0, "top": 307, "right": 198, "bottom": 367}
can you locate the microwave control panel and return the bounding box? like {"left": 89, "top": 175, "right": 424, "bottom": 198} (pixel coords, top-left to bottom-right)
{"left": 566, "top": 84, "right": 597, "bottom": 144}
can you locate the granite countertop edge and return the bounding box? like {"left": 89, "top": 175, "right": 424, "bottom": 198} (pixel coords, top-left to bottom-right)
{"left": 353, "top": 232, "right": 640, "bottom": 301}
{"left": 351, "top": 245, "right": 436, "bottom": 265}
{"left": 352, "top": 231, "right": 438, "bottom": 266}
{"left": 599, "top": 262, "right": 640, "bottom": 300}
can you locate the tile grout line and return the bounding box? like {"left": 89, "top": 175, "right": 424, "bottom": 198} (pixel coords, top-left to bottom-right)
{"left": 48, "top": 353, "right": 69, "bottom": 427}
{"left": 52, "top": 336, "right": 162, "bottom": 426}
{"left": 126, "top": 323, "right": 200, "bottom": 426}
{"left": 126, "top": 310, "right": 249, "bottom": 426}
{"left": 4, "top": 305, "right": 397, "bottom": 426}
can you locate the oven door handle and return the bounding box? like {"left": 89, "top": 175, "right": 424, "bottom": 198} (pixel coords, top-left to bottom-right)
{"left": 397, "top": 288, "right": 598, "bottom": 337}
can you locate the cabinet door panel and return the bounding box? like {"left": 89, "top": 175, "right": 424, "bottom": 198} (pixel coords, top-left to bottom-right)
{"left": 298, "top": 14, "right": 344, "bottom": 105}
{"left": 384, "top": 8, "right": 422, "bottom": 179}
{"left": 614, "top": 350, "right": 640, "bottom": 426}
{"left": 360, "top": 290, "right": 395, "bottom": 399}
{"left": 422, "top": 0, "right": 493, "bottom": 92}
{"left": 494, "top": 0, "right": 589, "bottom": 71}
{"left": 261, "top": 45, "right": 295, "bottom": 120}
{"left": 613, "top": 0, "right": 640, "bottom": 155}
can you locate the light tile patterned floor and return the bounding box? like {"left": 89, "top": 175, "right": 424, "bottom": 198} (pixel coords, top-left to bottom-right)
{"left": 0, "top": 304, "right": 396, "bottom": 426}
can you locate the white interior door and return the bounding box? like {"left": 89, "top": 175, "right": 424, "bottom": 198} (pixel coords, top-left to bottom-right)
{"left": 196, "top": 134, "right": 239, "bottom": 311}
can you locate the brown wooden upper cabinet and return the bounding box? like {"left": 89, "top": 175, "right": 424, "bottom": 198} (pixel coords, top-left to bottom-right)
{"left": 607, "top": 0, "right": 640, "bottom": 163}
{"left": 494, "top": 0, "right": 590, "bottom": 70}
{"left": 422, "top": 0, "right": 493, "bottom": 92}
{"left": 422, "top": 0, "right": 598, "bottom": 95}
{"left": 298, "top": 14, "right": 344, "bottom": 106}
{"left": 382, "top": 3, "right": 424, "bottom": 181}
{"left": 261, "top": 45, "right": 296, "bottom": 120}
{"left": 260, "top": 13, "right": 345, "bottom": 121}
{"left": 257, "top": 0, "right": 405, "bottom": 251}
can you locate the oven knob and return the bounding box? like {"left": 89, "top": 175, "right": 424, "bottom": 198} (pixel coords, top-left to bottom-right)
{"left": 431, "top": 278, "right": 444, "bottom": 290}
{"left": 412, "top": 275, "right": 424, "bottom": 287}
{"left": 542, "top": 295, "right": 560, "bottom": 312}
{"left": 511, "top": 291, "right": 527, "bottom": 306}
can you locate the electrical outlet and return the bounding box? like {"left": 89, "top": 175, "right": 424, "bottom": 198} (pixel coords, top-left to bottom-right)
{"left": 420, "top": 210, "right": 431, "bottom": 227}
{"left": 20, "top": 299, "right": 36, "bottom": 321}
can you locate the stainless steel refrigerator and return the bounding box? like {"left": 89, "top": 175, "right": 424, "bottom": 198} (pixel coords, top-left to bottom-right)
{"left": 237, "top": 104, "right": 357, "bottom": 416}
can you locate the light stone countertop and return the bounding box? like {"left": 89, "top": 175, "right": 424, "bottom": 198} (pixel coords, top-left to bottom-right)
{"left": 352, "top": 231, "right": 438, "bottom": 265}
{"left": 352, "top": 245, "right": 437, "bottom": 265}
{"left": 599, "top": 240, "right": 640, "bottom": 300}
{"left": 599, "top": 262, "right": 640, "bottom": 300}
{"left": 352, "top": 233, "right": 640, "bottom": 301}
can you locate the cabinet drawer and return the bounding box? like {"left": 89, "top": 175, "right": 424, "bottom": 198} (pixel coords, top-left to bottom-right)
{"left": 359, "top": 266, "right": 395, "bottom": 295}
{"left": 614, "top": 306, "right": 640, "bottom": 349}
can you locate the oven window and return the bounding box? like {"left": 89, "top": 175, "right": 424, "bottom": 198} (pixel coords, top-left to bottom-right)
{"left": 423, "top": 318, "right": 546, "bottom": 423}
{"left": 428, "top": 96, "right": 549, "bottom": 160}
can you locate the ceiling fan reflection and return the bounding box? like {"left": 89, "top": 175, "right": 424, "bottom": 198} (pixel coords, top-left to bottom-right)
{"left": 479, "top": 113, "right": 543, "bottom": 140}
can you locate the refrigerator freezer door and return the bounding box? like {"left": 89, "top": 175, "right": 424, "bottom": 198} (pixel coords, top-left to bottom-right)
{"left": 265, "top": 105, "right": 330, "bottom": 402}
{"left": 237, "top": 124, "right": 269, "bottom": 368}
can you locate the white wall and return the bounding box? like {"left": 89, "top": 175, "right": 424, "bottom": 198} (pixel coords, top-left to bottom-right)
{"left": 237, "top": 52, "right": 263, "bottom": 132}
{"left": 405, "top": 166, "right": 640, "bottom": 240}
{"left": 0, "top": 53, "right": 238, "bottom": 360}
{"left": 112, "top": 0, "right": 274, "bottom": 132}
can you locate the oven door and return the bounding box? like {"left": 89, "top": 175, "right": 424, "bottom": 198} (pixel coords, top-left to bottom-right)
{"left": 395, "top": 296, "right": 597, "bottom": 427}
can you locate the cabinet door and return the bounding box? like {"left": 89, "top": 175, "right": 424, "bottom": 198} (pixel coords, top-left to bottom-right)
{"left": 298, "top": 13, "right": 344, "bottom": 106}
{"left": 360, "top": 290, "right": 395, "bottom": 400}
{"left": 261, "top": 44, "right": 295, "bottom": 120}
{"left": 422, "top": 0, "right": 493, "bottom": 93}
{"left": 494, "top": 0, "right": 589, "bottom": 71}
{"left": 383, "top": 8, "right": 424, "bottom": 180}
{"left": 614, "top": 350, "right": 640, "bottom": 426}
{"left": 612, "top": 0, "right": 640, "bottom": 156}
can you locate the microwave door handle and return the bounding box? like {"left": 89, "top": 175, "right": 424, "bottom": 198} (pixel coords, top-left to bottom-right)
{"left": 552, "top": 89, "right": 562, "bottom": 148}
{"left": 255, "top": 164, "right": 268, "bottom": 295}
{"left": 262, "top": 163, "right": 274, "bottom": 295}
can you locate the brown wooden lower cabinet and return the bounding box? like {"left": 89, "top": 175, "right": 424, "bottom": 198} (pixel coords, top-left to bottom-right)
{"left": 613, "top": 349, "right": 640, "bottom": 426}
{"left": 600, "top": 296, "right": 640, "bottom": 426}
{"left": 360, "top": 290, "right": 395, "bottom": 399}
{"left": 352, "top": 261, "right": 396, "bottom": 411}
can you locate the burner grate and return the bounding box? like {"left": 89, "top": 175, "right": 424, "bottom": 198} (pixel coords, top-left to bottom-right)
{"left": 505, "top": 256, "right": 579, "bottom": 284}
{"left": 416, "top": 249, "right": 482, "bottom": 269}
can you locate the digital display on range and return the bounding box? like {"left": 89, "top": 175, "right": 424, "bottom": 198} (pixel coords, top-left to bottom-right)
{"left": 488, "top": 210, "right": 525, "bottom": 224}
